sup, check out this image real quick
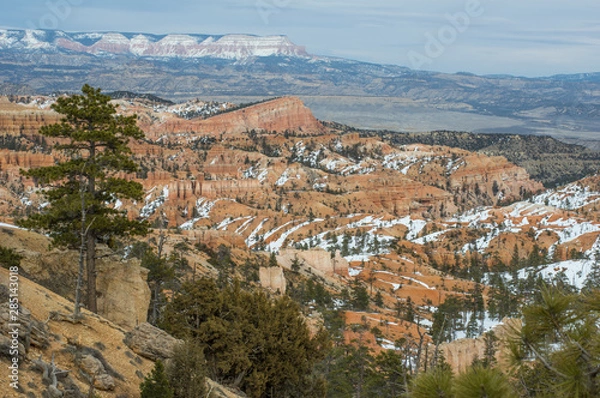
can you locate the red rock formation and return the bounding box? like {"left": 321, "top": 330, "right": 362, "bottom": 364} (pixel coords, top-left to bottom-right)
{"left": 145, "top": 97, "right": 325, "bottom": 139}
{"left": 450, "top": 154, "right": 543, "bottom": 199}
{"left": 0, "top": 110, "right": 61, "bottom": 135}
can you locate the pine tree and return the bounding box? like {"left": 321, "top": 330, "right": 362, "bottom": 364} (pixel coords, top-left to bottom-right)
{"left": 453, "top": 365, "right": 514, "bottom": 398}
{"left": 160, "top": 278, "right": 329, "bottom": 397}
{"left": 167, "top": 340, "right": 207, "bottom": 398}
{"left": 510, "top": 244, "right": 520, "bottom": 268}
{"left": 0, "top": 245, "right": 22, "bottom": 268}
{"left": 350, "top": 280, "right": 370, "bottom": 311}
{"left": 409, "top": 366, "right": 454, "bottom": 398}
{"left": 507, "top": 284, "right": 600, "bottom": 396}
{"left": 140, "top": 360, "right": 173, "bottom": 398}
{"left": 365, "top": 350, "right": 407, "bottom": 397}
{"left": 583, "top": 251, "right": 600, "bottom": 293}
{"left": 140, "top": 246, "right": 175, "bottom": 325}
{"left": 19, "top": 85, "right": 148, "bottom": 313}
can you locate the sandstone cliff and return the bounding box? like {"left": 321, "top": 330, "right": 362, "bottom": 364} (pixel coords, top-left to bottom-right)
{"left": 0, "top": 225, "right": 150, "bottom": 330}
{"left": 143, "top": 96, "right": 325, "bottom": 140}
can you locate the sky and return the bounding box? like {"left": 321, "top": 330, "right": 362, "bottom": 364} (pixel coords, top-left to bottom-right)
{"left": 1, "top": 0, "right": 599, "bottom": 77}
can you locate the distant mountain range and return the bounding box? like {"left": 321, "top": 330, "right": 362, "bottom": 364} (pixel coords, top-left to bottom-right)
{"left": 0, "top": 29, "right": 308, "bottom": 59}
{"left": 1, "top": 29, "right": 599, "bottom": 148}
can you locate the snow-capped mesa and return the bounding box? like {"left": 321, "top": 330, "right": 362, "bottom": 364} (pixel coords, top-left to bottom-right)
{"left": 0, "top": 29, "right": 309, "bottom": 60}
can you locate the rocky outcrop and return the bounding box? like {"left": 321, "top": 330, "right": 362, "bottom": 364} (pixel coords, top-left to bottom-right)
{"left": 440, "top": 318, "right": 520, "bottom": 373}
{"left": 96, "top": 257, "right": 151, "bottom": 330}
{"left": 0, "top": 149, "right": 54, "bottom": 170}
{"left": 0, "top": 108, "right": 60, "bottom": 136}
{"left": 0, "top": 228, "right": 150, "bottom": 330}
{"left": 0, "top": 300, "right": 49, "bottom": 359}
{"left": 77, "top": 354, "right": 116, "bottom": 391}
{"left": 150, "top": 97, "right": 324, "bottom": 138}
{"left": 124, "top": 322, "right": 183, "bottom": 361}
{"left": 0, "top": 264, "right": 156, "bottom": 398}
{"left": 259, "top": 266, "right": 287, "bottom": 294}
{"left": 201, "top": 179, "right": 263, "bottom": 199}
{"left": 449, "top": 154, "right": 544, "bottom": 202}
{"left": 277, "top": 249, "right": 349, "bottom": 277}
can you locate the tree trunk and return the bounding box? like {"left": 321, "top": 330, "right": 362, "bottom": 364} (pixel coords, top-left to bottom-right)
{"left": 75, "top": 182, "right": 86, "bottom": 319}
{"left": 86, "top": 234, "right": 97, "bottom": 313}
{"left": 87, "top": 141, "right": 97, "bottom": 313}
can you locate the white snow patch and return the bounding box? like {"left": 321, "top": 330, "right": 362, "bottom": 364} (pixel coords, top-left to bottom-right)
{"left": 0, "top": 223, "right": 23, "bottom": 230}
{"left": 532, "top": 184, "right": 600, "bottom": 210}
{"left": 275, "top": 170, "right": 290, "bottom": 186}
{"left": 399, "top": 276, "right": 435, "bottom": 290}
{"left": 413, "top": 230, "right": 448, "bottom": 245}
{"left": 140, "top": 186, "right": 169, "bottom": 219}
{"left": 178, "top": 198, "right": 217, "bottom": 230}
{"left": 235, "top": 217, "right": 255, "bottom": 234}
{"left": 246, "top": 218, "right": 269, "bottom": 247}
{"left": 266, "top": 219, "right": 323, "bottom": 252}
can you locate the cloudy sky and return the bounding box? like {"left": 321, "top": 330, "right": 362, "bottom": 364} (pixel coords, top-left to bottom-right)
{"left": 2, "top": 0, "right": 599, "bottom": 77}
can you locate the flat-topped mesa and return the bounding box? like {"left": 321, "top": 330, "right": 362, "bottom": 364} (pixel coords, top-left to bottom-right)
{"left": 147, "top": 96, "right": 325, "bottom": 138}
{"left": 0, "top": 30, "right": 309, "bottom": 60}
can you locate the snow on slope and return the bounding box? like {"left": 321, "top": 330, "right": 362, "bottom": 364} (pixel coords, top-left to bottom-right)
{"left": 0, "top": 29, "right": 309, "bottom": 61}
{"left": 139, "top": 186, "right": 169, "bottom": 219}
{"left": 532, "top": 183, "right": 600, "bottom": 210}
{"left": 179, "top": 198, "right": 218, "bottom": 230}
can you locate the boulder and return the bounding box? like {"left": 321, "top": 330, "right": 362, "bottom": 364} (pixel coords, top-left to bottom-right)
{"left": 96, "top": 256, "right": 151, "bottom": 330}
{"left": 124, "top": 322, "right": 183, "bottom": 361}
{"left": 77, "top": 354, "right": 115, "bottom": 391}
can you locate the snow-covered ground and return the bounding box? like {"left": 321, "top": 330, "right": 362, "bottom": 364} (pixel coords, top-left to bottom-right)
{"left": 265, "top": 219, "right": 323, "bottom": 252}
{"left": 485, "top": 236, "right": 600, "bottom": 290}
{"left": 517, "top": 260, "right": 595, "bottom": 290}
{"left": 0, "top": 222, "right": 22, "bottom": 230}
{"left": 532, "top": 184, "right": 600, "bottom": 210}
{"left": 179, "top": 198, "right": 218, "bottom": 230}
{"left": 140, "top": 186, "right": 169, "bottom": 219}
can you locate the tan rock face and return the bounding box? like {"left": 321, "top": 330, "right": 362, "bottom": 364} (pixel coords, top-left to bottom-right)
{"left": 259, "top": 266, "right": 287, "bottom": 294}
{"left": 0, "top": 150, "right": 54, "bottom": 170}
{"left": 440, "top": 318, "right": 521, "bottom": 374}
{"left": 0, "top": 228, "right": 150, "bottom": 330}
{"left": 0, "top": 266, "right": 156, "bottom": 398}
{"left": 0, "top": 301, "right": 49, "bottom": 358}
{"left": 124, "top": 322, "right": 183, "bottom": 361}
{"left": 0, "top": 109, "right": 61, "bottom": 136}
{"left": 96, "top": 258, "right": 151, "bottom": 330}
{"left": 78, "top": 354, "right": 116, "bottom": 391}
{"left": 277, "top": 248, "right": 349, "bottom": 277}
{"left": 449, "top": 154, "right": 544, "bottom": 204}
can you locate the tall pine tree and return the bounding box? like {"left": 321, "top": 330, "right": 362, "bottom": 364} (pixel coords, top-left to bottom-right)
{"left": 19, "top": 85, "right": 148, "bottom": 313}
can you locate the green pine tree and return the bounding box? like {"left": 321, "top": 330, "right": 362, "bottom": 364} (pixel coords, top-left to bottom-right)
{"left": 409, "top": 366, "right": 454, "bottom": 398}
{"left": 18, "top": 85, "right": 148, "bottom": 313}
{"left": 583, "top": 251, "right": 600, "bottom": 293}
{"left": 0, "top": 245, "right": 22, "bottom": 269}
{"left": 160, "top": 278, "right": 329, "bottom": 397}
{"left": 350, "top": 280, "right": 370, "bottom": 311}
{"left": 140, "top": 360, "right": 173, "bottom": 398}
{"left": 167, "top": 340, "right": 207, "bottom": 398}
{"left": 507, "top": 284, "right": 600, "bottom": 396}
{"left": 452, "top": 365, "right": 514, "bottom": 398}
